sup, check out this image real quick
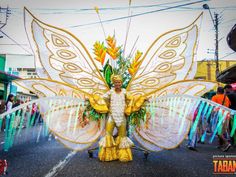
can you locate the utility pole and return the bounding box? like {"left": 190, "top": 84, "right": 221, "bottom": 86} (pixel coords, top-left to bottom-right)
{"left": 214, "top": 13, "right": 219, "bottom": 78}
{"left": 203, "top": 4, "right": 221, "bottom": 80}
{"left": 0, "top": 6, "right": 11, "bottom": 38}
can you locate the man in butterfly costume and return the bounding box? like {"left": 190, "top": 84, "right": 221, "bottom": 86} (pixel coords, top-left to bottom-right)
{"left": 93, "top": 75, "right": 133, "bottom": 161}
{"left": 12, "top": 8, "right": 232, "bottom": 162}
{"left": 89, "top": 74, "right": 146, "bottom": 162}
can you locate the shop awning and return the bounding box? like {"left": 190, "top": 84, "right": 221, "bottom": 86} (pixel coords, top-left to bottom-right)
{"left": 216, "top": 64, "right": 236, "bottom": 84}
{"left": 227, "top": 24, "right": 236, "bottom": 52}
{"left": 0, "top": 70, "right": 20, "bottom": 83}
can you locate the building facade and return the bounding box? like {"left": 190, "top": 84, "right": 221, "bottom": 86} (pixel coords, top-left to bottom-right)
{"left": 194, "top": 60, "right": 236, "bottom": 81}
{"left": 0, "top": 54, "right": 20, "bottom": 100}
{"left": 0, "top": 54, "right": 38, "bottom": 101}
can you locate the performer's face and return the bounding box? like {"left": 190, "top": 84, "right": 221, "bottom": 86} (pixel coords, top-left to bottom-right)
{"left": 114, "top": 80, "right": 122, "bottom": 89}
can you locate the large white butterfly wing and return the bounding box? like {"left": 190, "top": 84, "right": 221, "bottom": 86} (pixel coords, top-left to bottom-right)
{"left": 149, "top": 80, "right": 218, "bottom": 97}
{"left": 127, "top": 13, "right": 203, "bottom": 96}
{"left": 24, "top": 8, "right": 109, "bottom": 95}
{"left": 133, "top": 95, "right": 233, "bottom": 151}
{"left": 14, "top": 78, "right": 87, "bottom": 98}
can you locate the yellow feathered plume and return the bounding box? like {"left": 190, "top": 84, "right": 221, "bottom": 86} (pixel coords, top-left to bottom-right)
{"left": 94, "top": 6, "right": 99, "bottom": 14}
{"left": 106, "top": 35, "right": 120, "bottom": 60}
{"left": 93, "top": 41, "right": 106, "bottom": 65}
{"left": 128, "top": 50, "right": 142, "bottom": 76}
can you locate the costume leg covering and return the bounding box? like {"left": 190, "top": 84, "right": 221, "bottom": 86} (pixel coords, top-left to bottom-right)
{"left": 116, "top": 121, "right": 134, "bottom": 162}
{"left": 98, "top": 120, "right": 118, "bottom": 161}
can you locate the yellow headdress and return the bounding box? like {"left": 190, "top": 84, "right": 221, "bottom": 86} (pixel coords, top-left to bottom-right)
{"left": 111, "top": 74, "right": 123, "bottom": 83}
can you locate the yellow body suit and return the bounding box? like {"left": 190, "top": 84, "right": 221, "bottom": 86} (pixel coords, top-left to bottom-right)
{"left": 98, "top": 88, "right": 134, "bottom": 162}
{"left": 89, "top": 83, "right": 145, "bottom": 162}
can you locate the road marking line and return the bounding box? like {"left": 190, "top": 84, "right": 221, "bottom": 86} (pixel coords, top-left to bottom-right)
{"left": 44, "top": 151, "right": 76, "bottom": 177}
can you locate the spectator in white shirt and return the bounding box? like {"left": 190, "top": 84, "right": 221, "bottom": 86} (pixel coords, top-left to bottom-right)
{"left": 6, "top": 94, "right": 14, "bottom": 112}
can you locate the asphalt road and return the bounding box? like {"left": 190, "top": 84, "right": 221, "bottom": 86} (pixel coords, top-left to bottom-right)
{"left": 0, "top": 130, "right": 235, "bottom": 177}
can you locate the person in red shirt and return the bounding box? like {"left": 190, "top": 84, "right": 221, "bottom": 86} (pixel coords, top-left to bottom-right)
{"left": 211, "top": 87, "right": 231, "bottom": 152}
{"left": 212, "top": 87, "right": 230, "bottom": 107}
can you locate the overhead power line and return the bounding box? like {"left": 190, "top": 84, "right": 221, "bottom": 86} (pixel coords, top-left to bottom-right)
{"left": 0, "top": 6, "right": 11, "bottom": 38}
{"left": 0, "top": 30, "right": 32, "bottom": 55}
{"left": 10, "top": 0, "right": 190, "bottom": 12}
{"left": 220, "top": 52, "right": 236, "bottom": 59}
{"left": 69, "top": 0, "right": 209, "bottom": 28}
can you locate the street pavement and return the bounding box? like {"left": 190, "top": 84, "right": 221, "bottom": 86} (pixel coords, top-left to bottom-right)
{"left": 0, "top": 130, "right": 235, "bottom": 177}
